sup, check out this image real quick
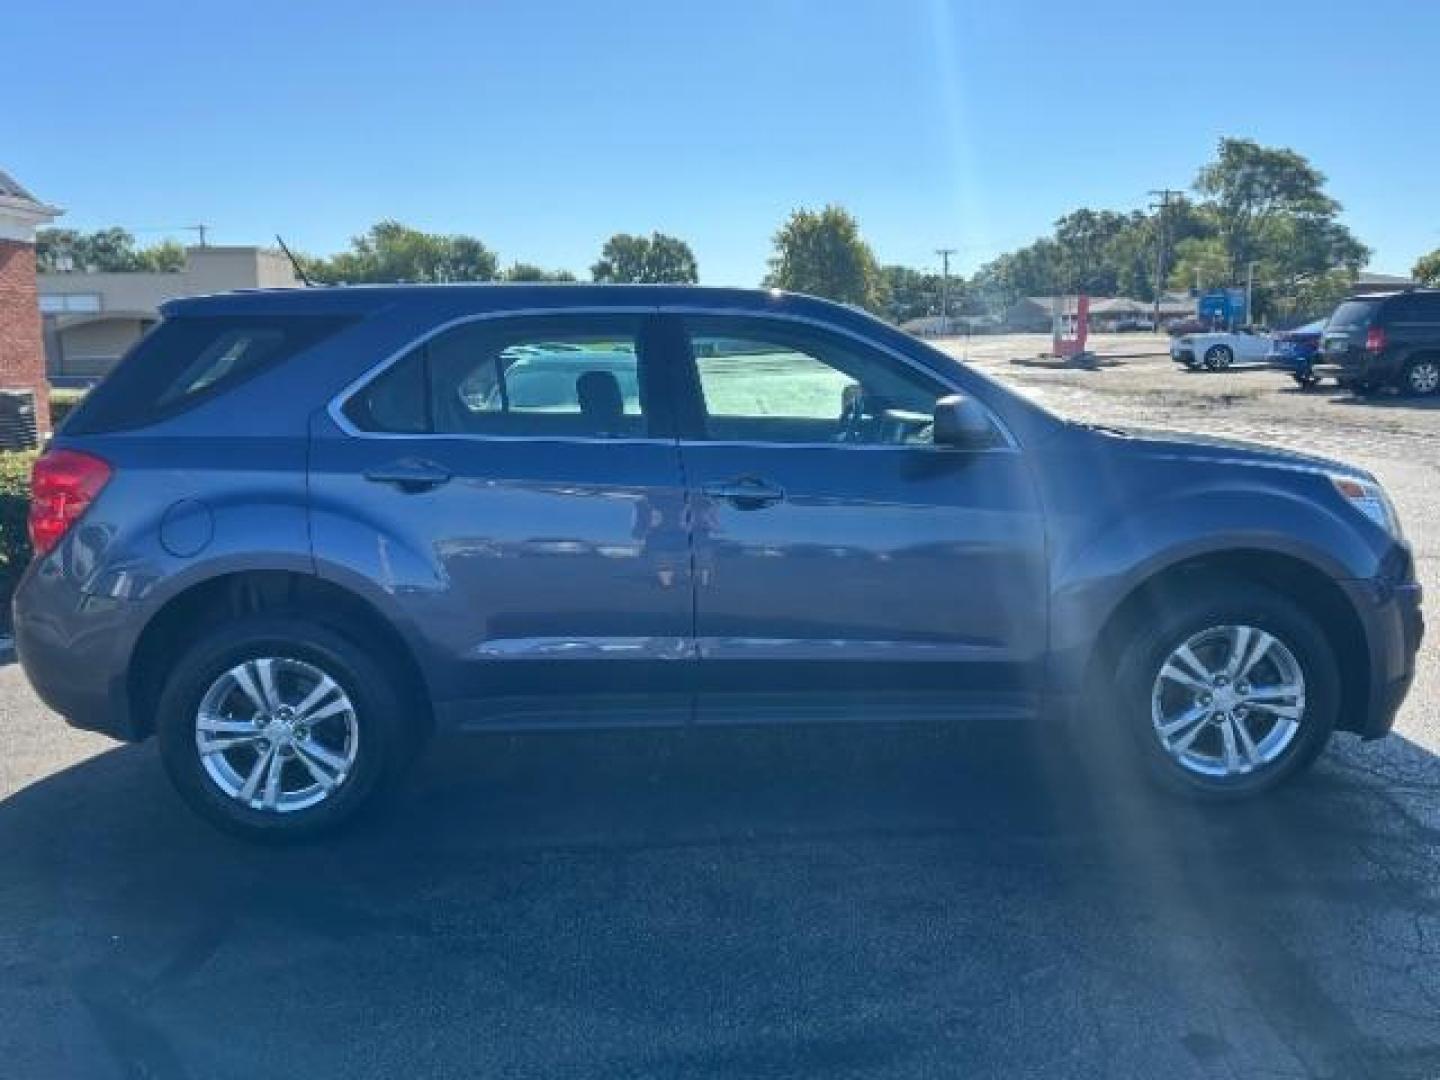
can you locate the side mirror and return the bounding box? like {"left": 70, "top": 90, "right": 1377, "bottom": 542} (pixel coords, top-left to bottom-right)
{"left": 933, "top": 394, "right": 996, "bottom": 448}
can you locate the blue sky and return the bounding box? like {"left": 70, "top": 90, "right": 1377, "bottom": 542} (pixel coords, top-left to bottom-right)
{"left": 6, "top": 0, "right": 1437, "bottom": 284}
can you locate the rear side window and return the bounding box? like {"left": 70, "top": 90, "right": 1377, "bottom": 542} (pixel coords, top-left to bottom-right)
{"left": 343, "top": 315, "right": 651, "bottom": 438}
{"left": 64, "top": 315, "right": 351, "bottom": 434}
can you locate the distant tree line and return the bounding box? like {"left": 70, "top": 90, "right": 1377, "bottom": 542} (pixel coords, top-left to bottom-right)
{"left": 35, "top": 227, "right": 184, "bottom": 273}
{"left": 36, "top": 138, "right": 1394, "bottom": 325}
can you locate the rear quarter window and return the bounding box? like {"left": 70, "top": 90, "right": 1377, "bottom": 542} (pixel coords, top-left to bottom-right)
{"left": 63, "top": 314, "right": 351, "bottom": 434}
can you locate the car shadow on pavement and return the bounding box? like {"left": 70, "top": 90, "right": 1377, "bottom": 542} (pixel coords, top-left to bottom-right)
{"left": 1329, "top": 392, "right": 1440, "bottom": 411}
{"left": 0, "top": 722, "right": 1437, "bottom": 1079}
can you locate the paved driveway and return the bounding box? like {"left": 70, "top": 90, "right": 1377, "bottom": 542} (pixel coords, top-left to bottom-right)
{"left": 1, "top": 336, "right": 1437, "bottom": 1078}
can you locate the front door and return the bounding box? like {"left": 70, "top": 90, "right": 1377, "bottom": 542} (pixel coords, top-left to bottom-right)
{"left": 667, "top": 314, "right": 1049, "bottom": 725}
{"left": 310, "top": 311, "right": 694, "bottom": 728}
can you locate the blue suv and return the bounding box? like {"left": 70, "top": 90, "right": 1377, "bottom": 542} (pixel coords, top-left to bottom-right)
{"left": 13, "top": 286, "right": 1423, "bottom": 839}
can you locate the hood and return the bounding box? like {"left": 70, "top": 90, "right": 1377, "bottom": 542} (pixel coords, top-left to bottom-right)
{"left": 1085, "top": 423, "right": 1371, "bottom": 480}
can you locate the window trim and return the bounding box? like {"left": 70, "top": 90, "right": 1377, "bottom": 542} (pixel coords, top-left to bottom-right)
{"left": 335, "top": 308, "right": 663, "bottom": 442}
{"left": 327, "top": 305, "right": 1017, "bottom": 451}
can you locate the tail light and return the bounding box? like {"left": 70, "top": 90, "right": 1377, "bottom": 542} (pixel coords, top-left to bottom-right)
{"left": 1365, "top": 325, "right": 1387, "bottom": 352}
{"left": 28, "top": 449, "right": 111, "bottom": 556}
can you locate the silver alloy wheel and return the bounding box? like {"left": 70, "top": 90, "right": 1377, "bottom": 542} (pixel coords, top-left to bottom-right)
{"left": 1408, "top": 360, "right": 1440, "bottom": 395}
{"left": 195, "top": 657, "right": 359, "bottom": 813}
{"left": 1150, "top": 624, "right": 1305, "bottom": 779}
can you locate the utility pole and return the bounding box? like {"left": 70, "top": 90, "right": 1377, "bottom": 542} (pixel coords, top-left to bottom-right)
{"left": 190, "top": 224, "right": 210, "bottom": 247}
{"left": 936, "top": 248, "right": 957, "bottom": 336}
{"left": 1148, "top": 189, "right": 1183, "bottom": 329}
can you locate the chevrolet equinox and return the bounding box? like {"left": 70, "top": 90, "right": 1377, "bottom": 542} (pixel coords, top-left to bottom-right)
{"left": 12, "top": 286, "right": 1424, "bottom": 839}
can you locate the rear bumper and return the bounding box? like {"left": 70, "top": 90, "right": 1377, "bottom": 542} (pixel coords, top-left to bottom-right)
{"left": 1314, "top": 354, "right": 1399, "bottom": 385}
{"left": 11, "top": 559, "right": 146, "bottom": 742}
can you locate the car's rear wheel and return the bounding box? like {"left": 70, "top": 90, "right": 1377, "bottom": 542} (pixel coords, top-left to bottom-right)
{"left": 156, "top": 617, "right": 413, "bottom": 840}
{"left": 1404, "top": 357, "right": 1440, "bottom": 397}
{"left": 1203, "top": 345, "right": 1233, "bottom": 371}
{"left": 1111, "top": 581, "right": 1338, "bottom": 799}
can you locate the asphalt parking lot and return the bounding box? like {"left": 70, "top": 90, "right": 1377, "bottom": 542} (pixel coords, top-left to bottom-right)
{"left": 1, "top": 335, "right": 1436, "bottom": 1079}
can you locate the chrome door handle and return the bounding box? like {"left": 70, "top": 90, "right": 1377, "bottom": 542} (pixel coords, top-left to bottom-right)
{"left": 363, "top": 459, "right": 452, "bottom": 492}
{"left": 702, "top": 477, "right": 785, "bottom": 509}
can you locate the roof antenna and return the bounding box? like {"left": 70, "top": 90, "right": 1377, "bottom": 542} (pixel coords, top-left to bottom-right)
{"left": 274, "top": 234, "right": 314, "bottom": 287}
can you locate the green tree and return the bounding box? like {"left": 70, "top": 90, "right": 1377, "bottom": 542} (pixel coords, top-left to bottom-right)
{"left": 136, "top": 239, "right": 185, "bottom": 272}
{"left": 1194, "top": 137, "right": 1365, "bottom": 284}
{"left": 310, "top": 220, "right": 499, "bottom": 283}
{"left": 763, "top": 206, "right": 884, "bottom": 312}
{"left": 1413, "top": 248, "right": 1440, "bottom": 287}
{"left": 36, "top": 227, "right": 184, "bottom": 272}
{"left": 880, "top": 265, "right": 948, "bottom": 323}
{"left": 503, "top": 262, "right": 577, "bottom": 282}
{"left": 590, "top": 232, "right": 698, "bottom": 283}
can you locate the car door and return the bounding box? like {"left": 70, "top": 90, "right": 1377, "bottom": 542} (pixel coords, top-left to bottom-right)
{"left": 309, "top": 311, "right": 695, "bottom": 729}
{"left": 665, "top": 313, "right": 1049, "bottom": 725}
{"left": 1236, "top": 330, "right": 1272, "bottom": 362}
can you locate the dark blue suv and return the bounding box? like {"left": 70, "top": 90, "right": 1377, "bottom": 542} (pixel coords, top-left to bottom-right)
{"left": 13, "top": 286, "right": 1423, "bottom": 839}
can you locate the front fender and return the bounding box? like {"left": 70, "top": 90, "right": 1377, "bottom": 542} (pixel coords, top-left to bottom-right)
{"left": 1046, "top": 482, "right": 1380, "bottom": 691}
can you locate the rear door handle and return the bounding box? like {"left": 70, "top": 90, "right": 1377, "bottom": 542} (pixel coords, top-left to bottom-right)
{"left": 702, "top": 477, "right": 785, "bottom": 509}
{"left": 363, "top": 458, "right": 452, "bottom": 492}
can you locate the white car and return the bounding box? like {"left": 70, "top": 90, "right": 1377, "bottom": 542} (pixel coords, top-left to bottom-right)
{"left": 1171, "top": 328, "right": 1273, "bottom": 370}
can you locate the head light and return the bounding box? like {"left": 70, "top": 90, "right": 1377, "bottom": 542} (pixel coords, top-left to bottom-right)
{"left": 1331, "top": 475, "right": 1401, "bottom": 536}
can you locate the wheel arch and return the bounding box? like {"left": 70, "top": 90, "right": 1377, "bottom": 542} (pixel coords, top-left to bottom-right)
{"left": 128, "top": 569, "right": 434, "bottom": 740}
{"left": 1083, "top": 549, "right": 1370, "bottom": 733}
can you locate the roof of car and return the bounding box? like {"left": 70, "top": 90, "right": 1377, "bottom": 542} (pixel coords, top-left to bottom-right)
{"left": 1345, "top": 288, "right": 1440, "bottom": 302}
{"left": 160, "top": 283, "right": 862, "bottom": 324}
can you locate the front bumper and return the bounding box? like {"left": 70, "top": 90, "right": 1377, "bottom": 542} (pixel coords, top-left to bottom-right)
{"left": 1339, "top": 570, "right": 1423, "bottom": 739}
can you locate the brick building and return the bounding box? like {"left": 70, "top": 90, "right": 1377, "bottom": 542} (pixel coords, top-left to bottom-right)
{"left": 0, "top": 168, "right": 60, "bottom": 433}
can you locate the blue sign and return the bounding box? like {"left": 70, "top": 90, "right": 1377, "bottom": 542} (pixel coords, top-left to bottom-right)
{"left": 1198, "top": 288, "right": 1248, "bottom": 326}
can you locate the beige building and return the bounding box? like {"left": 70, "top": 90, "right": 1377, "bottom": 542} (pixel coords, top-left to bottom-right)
{"left": 38, "top": 245, "right": 300, "bottom": 379}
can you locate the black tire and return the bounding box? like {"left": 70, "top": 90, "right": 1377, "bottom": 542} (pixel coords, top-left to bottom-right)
{"left": 156, "top": 617, "right": 416, "bottom": 841}
{"left": 1203, "top": 345, "right": 1233, "bottom": 371}
{"left": 1292, "top": 372, "right": 1320, "bottom": 390}
{"left": 1403, "top": 356, "right": 1440, "bottom": 397}
{"left": 1107, "top": 580, "right": 1338, "bottom": 801}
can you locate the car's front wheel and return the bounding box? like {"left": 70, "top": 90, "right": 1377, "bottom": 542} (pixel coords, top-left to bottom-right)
{"left": 156, "top": 617, "right": 413, "bottom": 840}
{"left": 1112, "top": 581, "right": 1338, "bottom": 799}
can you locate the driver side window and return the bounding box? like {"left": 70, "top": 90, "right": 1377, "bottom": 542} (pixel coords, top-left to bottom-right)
{"left": 685, "top": 317, "right": 946, "bottom": 446}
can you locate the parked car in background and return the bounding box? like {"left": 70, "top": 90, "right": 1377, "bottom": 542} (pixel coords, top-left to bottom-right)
{"left": 1315, "top": 289, "right": 1440, "bottom": 396}
{"left": 1268, "top": 319, "right": 1327, "bottom": 388}
{"left": 12, "top": 285, "right": 1422, "bottom": 840}
{"left": 1171, "top": 327, "right": 1273, "bottom": 370}
{"left": 1165, "top": 317, "right": 1217, "bottom": 337}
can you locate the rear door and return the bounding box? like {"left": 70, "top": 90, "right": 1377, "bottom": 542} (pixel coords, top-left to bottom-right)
{"left": 310, "top": 311, "right": 695, "bottom": 728}
{"left": 666, "top": 313, "right": 1049, "bottom": 725}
